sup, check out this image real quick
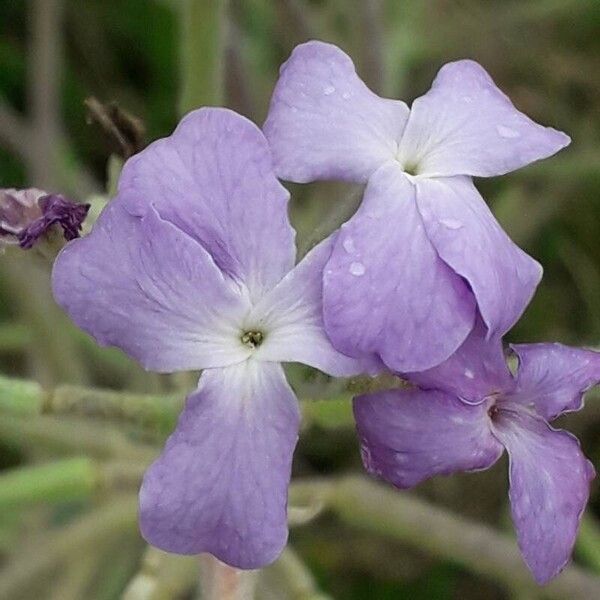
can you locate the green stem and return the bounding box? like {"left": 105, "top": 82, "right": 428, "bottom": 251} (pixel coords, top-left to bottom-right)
{"left": 0, "top": 374, "right": 45, "bottom": 415}
{"left": 0, "top": 373, "right": 181, "bottom": 436}
{"left": 0, "top": 457, "right": 97, "bottom": 509}
{"left": 179, "top": 0, "right": 228, "bottom": 115}
{"left": 0, "top": 373, "right": 400, "bottom": 436}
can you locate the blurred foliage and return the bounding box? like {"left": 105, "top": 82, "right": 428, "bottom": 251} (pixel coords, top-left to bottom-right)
{"left": 1, "top": 0, "right": 600, "bottom": 598}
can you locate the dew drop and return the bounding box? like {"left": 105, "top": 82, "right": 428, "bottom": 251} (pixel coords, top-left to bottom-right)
{"left": 464, "top": 368, "right": 475, "bottom": 379}
{"left": 496, "top": 124, "right": 520, "bottom": 139}
{"left": 342, "top": 237, "right": 355, "bottom": 253}
{"left": 342, "top": 91, "right": 351, "bottom": 100}
{"left": 440, "top": 218, "right": 463, "bottom": 230}
{"left": 323, "top": 85, "right": 335, "bottom": 95}
{"left": 349, "top": 261, "right": 366, "bottom": 276}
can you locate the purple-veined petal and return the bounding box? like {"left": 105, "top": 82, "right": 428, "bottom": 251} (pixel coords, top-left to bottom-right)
{"left": 397, "top": 60, "right": 570, "bottom": 178}
{"left": 139, "top": 360, "right": 300, "bottom": 569}
{"left": 264, "top": 41, "right": 409, "bottom": 183}
{"left": 323, "top": 163, "right": 476, "bottom": 372}
{"left": 248, "top": 235, "right": 376, "bottom": 376}
{"left": 492, "top": 405, "right": 594, "bottom": 584}
{"left": 118, "top": 107, "right": 295, "bottom": 301}
{"left": 354, "top": 388, "right": 503, "bottom": 488}
{"left": 510, "top": 343, "right": 600, "bottom": 421}
{"left": 407, "top": 317, "right": 514, "bottom": 403}
{"left": 416, "top": 176, "right": 542, "bottom": 338}
{"left": 52, "top": 202, "right": 251, "bottom": 372}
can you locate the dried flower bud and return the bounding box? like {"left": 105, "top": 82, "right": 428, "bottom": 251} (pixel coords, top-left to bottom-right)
{"left": 0, "top": 188, "right": 90, "bottom": 250}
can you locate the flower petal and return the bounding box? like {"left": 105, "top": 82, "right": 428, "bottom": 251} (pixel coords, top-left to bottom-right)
{"left": 407, "top": 317, "right": 513, "bottom": 403}
{"left": 354, "top": 388, "right": 503, "bottom": 488}
{"left": 416, "top": 176, "right": 542, "bottom": 338}
{"left": 139, "top": 360, "right": 300, "bottom": 569}
{"left": 323, "top": 163, "right": 476, "bottom": 372}
{"left": 248, "top": 235, "right": 375, "bottom": 376}
{"left": 118, "top": 107, "right": 296, "bottom": 301}
{"left": 397, "top": 60, "right": 570, "bottom": 177}
{"left": 510, "top": 343, "right": 600, "bottom": 420}
{"left": 492, "top": 407, "right": 594, "bottom": 584}
{"left": 263, "top": 41, "right": 409, "bottom": 183}
{"left": 52, "top": 202, "right": 251, "bottom": 372}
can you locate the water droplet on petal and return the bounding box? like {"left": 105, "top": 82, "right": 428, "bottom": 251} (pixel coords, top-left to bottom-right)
{"left": 342, "top": 92, "right": 351, "bottom": 100}
{"left": 349, "top": 261, "right": 365, "bottom": 276}
{"left": 464, "top": 369, "right": 475, "bottom": 379}
{"left": 440, "top": 218, "right": 463, "bottom": 230}
{"left": 496, "top": 124, "right": 520, "bottom": 139}
{"left": 323, "top": 85, "right": 335, "bottom": 95}
{"left": 342, "top": 237, "right": 355, "bottom": 253}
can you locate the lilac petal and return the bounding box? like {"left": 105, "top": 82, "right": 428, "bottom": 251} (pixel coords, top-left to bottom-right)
{"left": 510, "top": 343, "right": 600, "bottom": 421}
{"left": 249, "top": 235, "right": 375, "bottom": 376}
{"left": 139, "top": 361, "right": 300, "bottom": 569}
{"left": 118, "top": 107, "right": 295, "bottom": 301}
{"left": 416, "top": 176, "right": 542, "bottom": 338}
{"left": 52, "top": 202, "right": 251, "bottom": 372}
{"left": 397, "top": 60, "right": 570, "bottom": 178}
{"left": 354, "top": 388, "right": 503, "bottom": 488}
{"left": 323, "top": 163, "right": 476, "bottom": 372}
{"left": 263, "top": 41, "right": 409, "bottom": 183}
{"left": 492, "top": 406, "right": 595, "bottom": 584}
{"left": 407, "top": 318, "right": 513, "bottom": 403}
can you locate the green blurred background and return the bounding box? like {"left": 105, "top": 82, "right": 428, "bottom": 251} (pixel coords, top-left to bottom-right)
{"left": 1, "top": 1, "right": 600, "bottom": 598}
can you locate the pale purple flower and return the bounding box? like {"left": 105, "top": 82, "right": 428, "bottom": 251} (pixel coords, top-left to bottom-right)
{"left": 264, "top": 41, "right": 570, "bottom": 372}
{"left": 353, "top": 321, "right": 598, "bottom": 583}
{"left": 52, "top": 108, "right": 368, "bottom": 569}
{"left": 0, "top": 188, "right": 89, "bottom": 249}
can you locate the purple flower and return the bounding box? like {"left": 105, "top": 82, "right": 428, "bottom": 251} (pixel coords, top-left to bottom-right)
{"left": 0, "top": 188, "right": 89, "bottom": 249}
{"left": 52, "top": 108, "right": 369, "bottom": 569}
{"left": 353, "top": 321, "right": 598, "bottom": 583}
{"left": 264, "top": 41, "right": 570, "bottom": 372}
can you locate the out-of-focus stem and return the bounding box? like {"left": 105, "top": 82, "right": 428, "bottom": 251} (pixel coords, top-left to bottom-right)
{"left": 179, "top": 0, "right": 229, "bottom": 115}
{"left": 28, "top": 0, "right": 64, "bottom": 189}
{"left": 123, "top": 547, "right": 198, "bottom": 600}
{"left": 0, "top": 496, "right": 139, "bottom": 600}
{"left": 199, "top": 554, "right": 257, "bottom": 600}
{"left": 289, "top": 476, "right": 600, "bottom": 600}
{"left": 0, "top": 373, "right": 400, "bottom": 435}
{"left": 0, "top": 457, "right": 97, "bottom": 509}
{"left": 266, "top": 547, "right": 331, "bottom": 600}
{"left": 0, "top": 372, "right": 181, "bottom": 435}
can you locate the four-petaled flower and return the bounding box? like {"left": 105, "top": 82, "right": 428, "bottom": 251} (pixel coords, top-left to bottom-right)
{"left": 52, "top": 108, "right": 369, "bottom": 568}
{"left": 264, "top": 41, "right": 570, "bottom": 372}
{"left": 354, "top": 320, "right": 599, "bottom": 583}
